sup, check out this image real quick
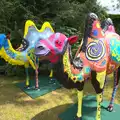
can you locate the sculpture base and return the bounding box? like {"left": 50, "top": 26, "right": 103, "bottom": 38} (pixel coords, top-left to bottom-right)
{"left": 59, "top": 95, "right": 120, "bottom": 120}
{"left": 16, "top": 75, "right": 61, "bottom": 99}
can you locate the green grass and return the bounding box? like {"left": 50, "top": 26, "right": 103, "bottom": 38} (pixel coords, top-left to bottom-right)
{"left": 0, "top": 75, "right": 120, "bottom": 120}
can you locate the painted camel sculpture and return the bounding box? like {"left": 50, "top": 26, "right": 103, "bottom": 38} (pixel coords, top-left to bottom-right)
{"left": 99, "top": 17, "right": 119, "bottom": 111}
{"left": 0, "top": 20, "right": 54, "bottom": 89}
{"left": 34, "top": 13, "right": 120, "bottom": 120}
{"left": 74, "top": 17, "right": 119, "bottom": 112}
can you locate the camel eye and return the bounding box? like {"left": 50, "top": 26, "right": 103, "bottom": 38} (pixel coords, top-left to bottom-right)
{"left": 55, "top": 40, "right": 61, "bottom": 45}
{"left": 38, "top": 46, "right": 45, "bottom": 50}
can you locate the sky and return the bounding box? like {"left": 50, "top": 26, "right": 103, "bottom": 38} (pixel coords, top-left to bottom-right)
{"left": 97, "top": 0, "right": 120, "bottom": 14}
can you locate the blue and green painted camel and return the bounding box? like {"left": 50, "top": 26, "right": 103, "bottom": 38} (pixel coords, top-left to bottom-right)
{"left": 0, "top": 20, "right": 54, "bottom": 89}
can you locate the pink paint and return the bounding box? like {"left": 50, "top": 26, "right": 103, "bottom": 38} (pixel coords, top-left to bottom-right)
{"left": 107, "top": 25, "right": 115, "bottom": 33}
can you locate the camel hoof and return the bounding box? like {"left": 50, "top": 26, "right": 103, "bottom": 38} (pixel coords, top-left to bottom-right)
{"left": 25, "top": 85, "right": 30, "bottom": 89}
{"left": 74, "top": 116, "right": 82, "bottom": 120}
{"left": 107, "top": 105, "right": 113, "bottom": 112}
{"left": 49, "top": 77, "right": 56, "bottom": 84}
{"left": 35, "top": 87, "right": 40, "bottom": 90}
{"left": 49, "top": 77, "right": 54, "bottom": 81}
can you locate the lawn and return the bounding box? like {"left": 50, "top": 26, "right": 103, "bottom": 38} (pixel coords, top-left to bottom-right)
{"left": 0, "top": 75, "right": 120, "bottom": 120}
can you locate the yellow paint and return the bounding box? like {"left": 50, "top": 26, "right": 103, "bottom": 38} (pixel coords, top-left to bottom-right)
{"left": 96, "top": 23, "right": 100, "bottom": 28}
{"left": 96, "top": 70, "right": 106, "bottom": 89}
{"left": 24, "top": 20, "right": 54, "bottom": 38}
{"left": 96, "top": 93, "right": 102, "bottom": 120}
{"left": 49, "top": 69, "right": 53, "bottom": 77}
{"left": 26, "top": 78, "right": 29, "bottom": 86}
{"left": 63, "top": 49, "right": 76, "bottom": 81}
{"left": 27, "top": 56, "right": 36, "bottom": 69}
{"left": 8, "top": 40, "right": 23, "bottom": 55}
{"left": 63, "top": 49, "right": 84, "bottom": 82}
{"left": 0, "top": 39, "right": 36, "bottom": 69}
{"left": 77, "top": 90, "right": 83, "bottom": 118}
{"left": 0, "top": 47, "right": 25, "bottom": 65}
{"left": 112, "top": 52, "right": 116, "bottom": 57}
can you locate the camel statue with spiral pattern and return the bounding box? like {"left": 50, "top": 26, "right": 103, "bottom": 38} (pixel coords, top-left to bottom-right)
{"left": 34, "top": 13, "right": 120, "bottom": 120}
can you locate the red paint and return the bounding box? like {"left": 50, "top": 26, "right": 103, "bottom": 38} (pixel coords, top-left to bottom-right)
{"left": 68, "top": 36, "right": 78, "bottom": 45}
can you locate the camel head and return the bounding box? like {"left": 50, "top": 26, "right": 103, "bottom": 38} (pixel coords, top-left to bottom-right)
{"left": 35, "top": 32, "right": 78, "bottom": 63}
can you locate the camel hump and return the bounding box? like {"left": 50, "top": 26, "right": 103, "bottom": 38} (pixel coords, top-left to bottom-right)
{"left": 101, "top": 18, "right": 115, "bottom": 33}
{"left": 18, "top": 20, "right": 54, "bottom": 52}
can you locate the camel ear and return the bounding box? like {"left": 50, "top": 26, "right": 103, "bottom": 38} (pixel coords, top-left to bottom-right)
{"left": 6, "top": 32, "right": 11, "bottom": 40}
{"left": 68, "top": 36, "right": 78, "bottom": 45}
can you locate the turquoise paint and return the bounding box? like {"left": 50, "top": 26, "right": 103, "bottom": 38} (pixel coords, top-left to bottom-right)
{"left": 100, "top": 59, "right": 106, "bottom": 66}
{"left": 110, "top": 38, "right": 120, "bottom": 63}
{"left": 78, "top": 75, "right": 83, "bottom": 81}
{"left": 85, "top": 67, "right": 91, "bottom": 74}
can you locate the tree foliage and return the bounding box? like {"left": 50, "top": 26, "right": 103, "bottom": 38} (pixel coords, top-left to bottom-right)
{"left": 0, "top": 0, "right": 107, "bottom": 41}
{"left": 109, "top": 14, "right": 120, "bottom": 34}
{"left": 0, "top": 0, "right": 108, "bottom": 75}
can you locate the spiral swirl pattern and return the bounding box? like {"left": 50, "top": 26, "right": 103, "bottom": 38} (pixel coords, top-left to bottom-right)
{"left": 85, "top": 40, "right": 105, "bottom": 61}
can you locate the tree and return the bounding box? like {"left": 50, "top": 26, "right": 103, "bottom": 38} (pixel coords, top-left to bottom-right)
{"left": 0, "top": 0, "right": 108, "bottom": 75}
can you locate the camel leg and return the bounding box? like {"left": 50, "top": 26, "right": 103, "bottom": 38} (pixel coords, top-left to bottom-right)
{"left": 49, "top": 64, "right": 55, "bottom": 84}
{"left": 76, "top": 90, "right": 83, "bottom": 120}
{"left": 25, "top": 67, "right": 30, "bottom": 89}
{"left": 49, "top": 63, "right": 54, "bottom": 81}
{"left": 91, "top": 70, "right": 106, "bottom": 120}
{"left": 107, "top": 67, "right": 120, "bottom": 112}
{"left": 96, "top": 71, "right": 106, "bottom": 120}
{"left": 35, "top": 58, "right": 39, "bottom": 89}
{"left": 102, "top": 76, "right": 107, "bottom": 101}
{"left": 96, "top": 93, "right": 103, "bottom": 120}
{"left": 75, "top": 82, "right": 84, "bottom": 120}
{"left": 49, "top": 69, "right": 53, "bottom": 78}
